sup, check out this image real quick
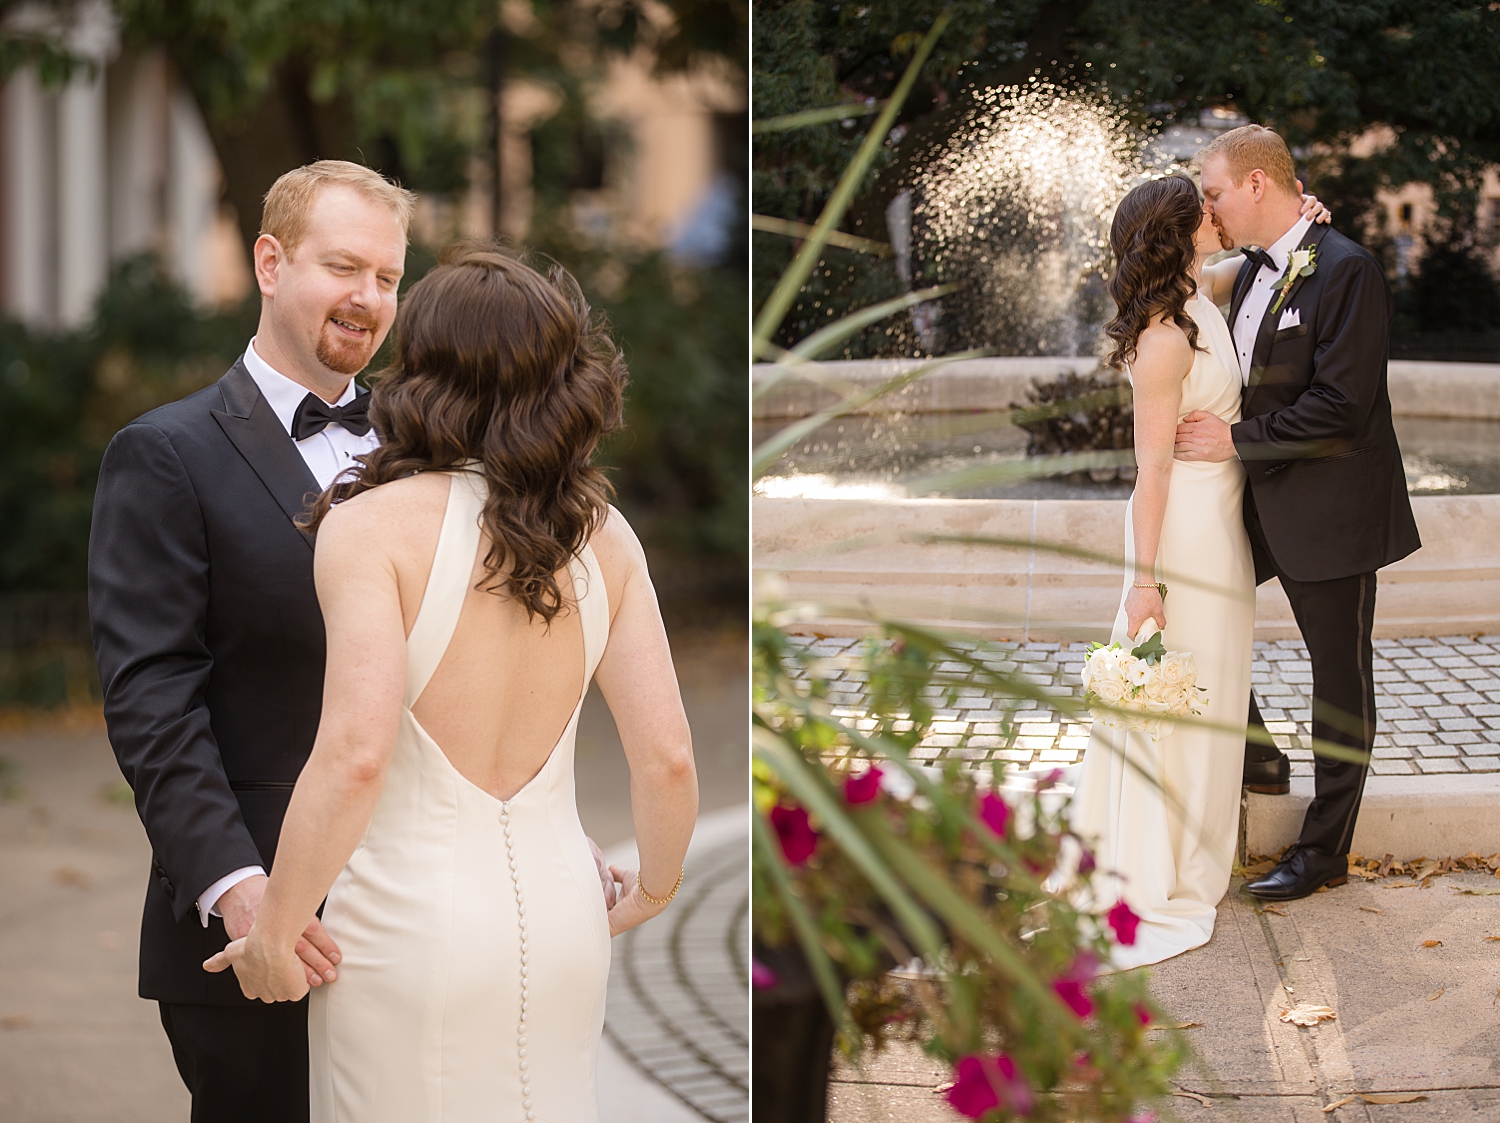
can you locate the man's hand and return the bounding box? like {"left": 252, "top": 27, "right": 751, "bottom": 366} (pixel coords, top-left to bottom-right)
{"left": 587, "top": 836, "right": 617, "bottom": 909}
{"left": 1174, "top": 411, "right": 1238, "bottom": 463}
{"left": 216, "top": 874, "right": 341, "bottom": 988}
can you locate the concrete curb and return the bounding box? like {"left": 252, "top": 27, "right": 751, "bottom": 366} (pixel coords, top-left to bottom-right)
{"left": 1245, "top": 773, "right": 1500, "bottom": 857}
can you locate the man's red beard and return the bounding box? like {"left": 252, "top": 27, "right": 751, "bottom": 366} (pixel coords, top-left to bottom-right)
{"left": 316, "top": 308, "right": 380, "bottom": 375}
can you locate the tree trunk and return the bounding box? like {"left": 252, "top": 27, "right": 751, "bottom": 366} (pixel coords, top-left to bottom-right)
{"left": 171, "top": 56, "right": 362, "bottom": 261}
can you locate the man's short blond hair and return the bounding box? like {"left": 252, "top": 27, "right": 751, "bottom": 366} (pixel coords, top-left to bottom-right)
{"left": 260, "top": 160, "right": 417, "bottom": 257}
{"left": 1196, "top": 124, "right": 1298, "bottom": 195}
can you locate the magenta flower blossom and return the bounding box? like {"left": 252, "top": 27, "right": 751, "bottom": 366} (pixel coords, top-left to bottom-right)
{"left": 751, "top": 959, "right": 779, "bottom": 989}
{"left": 978, "top": 790, "right": 1011, "bottom": 838}
{"left": 844, "top": 764, "right": 884, "bottom": 805}
{"left": 945, "top": 1053, "right": 1033, "bottom": 1119}
{"left": 1133, "top": 1002, "right": 1153, "bottom": 1027}
{"left": 1053, "top": 953, "right": 1099, "bottom": 1019}
{"left": 1077, "top": 847, "right": 1097, "bottom": 875}
{"left": 769, "top": 805, "right": 818, "bottom": 865}
{"left": 1108, "top": 899, "right": 1141, "bottom": 946}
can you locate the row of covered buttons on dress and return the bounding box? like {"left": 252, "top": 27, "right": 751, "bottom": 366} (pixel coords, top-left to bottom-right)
{"left": 500, "top": 802, "right": 534, "bottom": 1121}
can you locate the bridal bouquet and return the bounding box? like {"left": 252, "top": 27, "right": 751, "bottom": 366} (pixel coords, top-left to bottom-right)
{"left": 1080, "top": 621, "right": 1207, "bottom": 738}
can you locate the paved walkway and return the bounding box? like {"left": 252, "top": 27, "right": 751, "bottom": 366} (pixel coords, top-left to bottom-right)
{"left": 787, "top": 634, "right": 1500, "bottom": 776}
{"left": 828, "top": 871, "right": 1500, "bottom": 1121}
{"left": 0, "top": 634, "right": 747, "bottom": 1122}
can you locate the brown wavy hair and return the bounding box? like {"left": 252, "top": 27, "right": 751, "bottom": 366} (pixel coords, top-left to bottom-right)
{"left": 302, "top": 242, "right": 627, "bottom": 624}
{"left": 1102, "top": 173, "right": 1205, "bottom": 370}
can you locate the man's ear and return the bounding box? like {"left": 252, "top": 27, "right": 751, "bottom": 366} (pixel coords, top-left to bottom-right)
{"left": 1246, "top": 169, "right": 1266, "bottom": 202}
{"left": 254, "top": 235, "right": 285, "bottom": 300}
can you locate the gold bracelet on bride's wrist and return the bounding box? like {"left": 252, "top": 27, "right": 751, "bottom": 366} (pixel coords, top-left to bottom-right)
{"left": 637, "top": 868, "right": 684, "bottom": 907}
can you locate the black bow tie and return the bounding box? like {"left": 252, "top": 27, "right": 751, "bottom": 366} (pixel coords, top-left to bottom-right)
{"left": 291, "top": 392, "right": 372, "bottom": 441}
{"left": 1243, "top": 247, "right": 1277, "bottom": 273}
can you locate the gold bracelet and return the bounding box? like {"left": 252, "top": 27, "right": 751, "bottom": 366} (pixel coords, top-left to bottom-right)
{"left": 637, "top": 868, "right": 684, "bottom": 907}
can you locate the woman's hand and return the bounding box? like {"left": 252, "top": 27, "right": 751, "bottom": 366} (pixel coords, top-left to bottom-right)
{"left": 1124, "top": 583, "right": 1165, "bottom": 641}
{"left": 203, "top": 931, "right": 311, "bottom": 1003}
{"left": 1299, "top": 192, "right": 1332, "bottom": 225}
{"left": 605, "top": 864, "right": 669, "bottom": 938}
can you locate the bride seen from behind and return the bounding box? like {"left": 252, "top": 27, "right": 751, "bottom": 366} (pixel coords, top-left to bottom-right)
{"left": 207, "top": 243, "right": 698, "bottom": 1122}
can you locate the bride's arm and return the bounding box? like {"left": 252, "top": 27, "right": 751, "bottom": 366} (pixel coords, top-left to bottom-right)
{"left": 204, "top": 497, "right": 406, "bottom": 1000}
{"left": 591, "top": 509, "right": 698, "bottom": 937}
{"left": 1202, "top": 193, "right": 1333, "bottom": 306}
{"left": 1123, "top": 322, "right": 1192, "bottom": 638}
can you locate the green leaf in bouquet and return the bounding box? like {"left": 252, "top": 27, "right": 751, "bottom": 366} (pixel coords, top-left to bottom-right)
{"left": 1130, "top": 631, "right": 1166, "bottom": 666}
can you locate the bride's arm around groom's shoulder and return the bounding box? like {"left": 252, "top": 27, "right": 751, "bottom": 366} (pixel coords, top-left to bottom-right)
{"left": 589, "top": 506, "right": 699, "bottom": 936}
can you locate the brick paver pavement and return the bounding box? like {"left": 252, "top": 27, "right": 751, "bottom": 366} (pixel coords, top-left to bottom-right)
{"left": 785, "top": 634, "right": 1500, "bottom": 776}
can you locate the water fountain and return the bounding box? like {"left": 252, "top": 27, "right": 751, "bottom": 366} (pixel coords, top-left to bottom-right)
{"left": 755, "top": 85, "right": 1500, "bottom": 640}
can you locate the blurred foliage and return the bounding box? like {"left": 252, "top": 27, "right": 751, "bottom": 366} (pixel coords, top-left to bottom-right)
{"left": 753, "top": 0, "right": 1500, "bottom": 352}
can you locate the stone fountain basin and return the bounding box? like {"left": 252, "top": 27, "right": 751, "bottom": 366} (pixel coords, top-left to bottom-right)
{"left": 754, "top": 360, "right": 1500, "bottom": 641}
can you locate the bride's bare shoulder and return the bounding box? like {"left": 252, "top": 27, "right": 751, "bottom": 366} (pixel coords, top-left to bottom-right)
{"left": 317, "top": 473, "right": 451, "bottom": 556}
{"left": 586, "top": 505, "right": 651, "bottom": 612}
{"left": 1134, "top": 318, "right": 1194, "bottom": 376}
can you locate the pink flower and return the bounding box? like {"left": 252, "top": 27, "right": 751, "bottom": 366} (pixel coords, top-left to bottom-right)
{"left": 769, "top": 805, "right": 818, "bottom": 865}
{"left": 1133, "top": 1002, "right": 1153, "bottom": 1027}
{"left": 844, "top": 764, "right": 884, "bottom": 805}
{"left": 1035, "top": 768, "right": 1064, "bottom": 791}
{"left": 751, "top": 959, "right": 779, "bottom": 989}
{"left": 1053, "top": 953, "right": 1098, "bottom": 1019}
{"left": 1077, "top": 847, "right": 1097, "bottom": 875}
{"left": 945, "top": 1054, "right": 1032, "bottom": 1119}
{"left": 1108, "top": 899, "right": 1141, "bottom": 946}
{"left": 978, "top": 790, "right": 1011, "bottom": 838}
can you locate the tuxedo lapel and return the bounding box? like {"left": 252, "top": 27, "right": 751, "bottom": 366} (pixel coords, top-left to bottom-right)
{"left": 1246, "top": 224, "right": 1333, "bottom": 400}
{"left": 210, "top": 361, "right": 320, "bottom": 549}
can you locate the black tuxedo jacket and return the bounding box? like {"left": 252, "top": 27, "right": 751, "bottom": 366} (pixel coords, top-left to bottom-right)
{"left": 1228, "top": 224, "right": 1421, "bottom": 584}
{"left": 88, "top": 360, "right": 355, "bottom": 1005}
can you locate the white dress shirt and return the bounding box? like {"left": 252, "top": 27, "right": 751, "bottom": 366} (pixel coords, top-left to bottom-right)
{"left": 196, "top": 339, "right": 382, "bottom": 927}
{"left": 1231, "top": 214, "right": 1314, "bottom": 386}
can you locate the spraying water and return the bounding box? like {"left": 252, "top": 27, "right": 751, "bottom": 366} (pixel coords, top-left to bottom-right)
{"left": 899, "top": 79, "right": 1147, "bottom": 357}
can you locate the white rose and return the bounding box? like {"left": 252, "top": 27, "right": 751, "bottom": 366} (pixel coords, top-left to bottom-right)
{"left": 1091, "top": 677, "right": 1127, "bottom": 705}
{"left": 1126, "top": 660, "right": 1150, "bottom": 688}
{"left": 1142, "top": 672, "right": 1169, "bottom": 701}
{"left": 1158, "top": 653, "right": 1191, "bottom": 688}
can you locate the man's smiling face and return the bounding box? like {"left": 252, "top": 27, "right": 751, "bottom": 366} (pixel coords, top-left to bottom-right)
{"left": 262, "top": 184, "right": 406, "bottom": 379}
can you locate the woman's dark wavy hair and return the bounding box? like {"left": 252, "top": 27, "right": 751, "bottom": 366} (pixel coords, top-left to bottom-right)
{"left": 302, "top": 241, "right": 627, "bottom": 625}
{"left": 1102, "top": 173, "right": 1206, "bottom": 371}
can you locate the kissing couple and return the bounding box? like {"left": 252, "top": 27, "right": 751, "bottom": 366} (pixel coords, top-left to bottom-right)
{"left": 1069, "top": 125, "right": 1420, "bottom": 968}
{"left": 89, "top": 160, "right": 700, "bottom": 1120}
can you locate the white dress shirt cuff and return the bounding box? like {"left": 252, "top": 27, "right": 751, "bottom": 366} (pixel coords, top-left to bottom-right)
{"left": 197, "top": 865, "right": 267, "bottom": 928}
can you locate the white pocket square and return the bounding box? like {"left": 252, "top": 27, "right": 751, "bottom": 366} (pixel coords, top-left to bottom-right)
{"left": 1277, "top": 307, "right": 1301, "bottom": 330}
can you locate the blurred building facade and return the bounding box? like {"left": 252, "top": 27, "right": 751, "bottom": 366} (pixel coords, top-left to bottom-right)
{"left": 0, "top": 0, "right": 744, "bottom": 331}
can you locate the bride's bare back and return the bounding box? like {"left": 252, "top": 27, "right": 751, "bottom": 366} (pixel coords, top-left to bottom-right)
{"left": 330, "top": 470, "right": 642, "bottom": 802}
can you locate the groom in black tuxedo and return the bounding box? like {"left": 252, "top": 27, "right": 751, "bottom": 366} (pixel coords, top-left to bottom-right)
{"left": 1176, "top": 125, "right": 1420, "bottom": 901}
{"left": 88, "top": 162, "right": 414, "bottom": 1120}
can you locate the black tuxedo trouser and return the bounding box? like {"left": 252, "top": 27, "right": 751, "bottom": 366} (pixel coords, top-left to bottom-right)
{"left": 159, "top": 999, "right": 309, "bottom": 1122}
{"left": 1245, "top": 492, "right": 1377, "bottom": 858}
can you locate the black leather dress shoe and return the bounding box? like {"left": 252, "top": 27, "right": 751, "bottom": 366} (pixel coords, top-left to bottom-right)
{"left": 1243, "top": 751, "right": 1290, "bottom": 795}
{"left": 1245, "top": 847, "right": 1348, "bottom": 900}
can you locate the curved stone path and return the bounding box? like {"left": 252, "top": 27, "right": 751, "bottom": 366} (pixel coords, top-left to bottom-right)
{"left": 604, "top": 809, "right": 749, "bottom": 1123}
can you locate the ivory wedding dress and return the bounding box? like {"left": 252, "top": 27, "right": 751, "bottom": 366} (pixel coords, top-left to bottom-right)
{"left": 309, "top": 470, "right": 611, "bottom": 1122}
{"left": 1070, "top": 292, "right": 1255, "bottom": 970}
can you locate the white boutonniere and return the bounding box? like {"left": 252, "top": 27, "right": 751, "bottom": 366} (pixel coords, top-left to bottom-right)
{"left": 1271, "top": 246, "right": 1317, "bottom": 314}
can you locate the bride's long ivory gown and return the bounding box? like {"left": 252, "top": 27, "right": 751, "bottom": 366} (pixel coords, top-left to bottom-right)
{"left": 309, "top": 470, "right": 612, "bottom": 1122}
{"left": 1070, "top": 292, "right": 1256, "bottom": 970}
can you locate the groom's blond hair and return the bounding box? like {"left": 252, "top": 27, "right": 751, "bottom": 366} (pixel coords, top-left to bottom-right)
{"left": 260, "top": 160, "right": 416, "bottom": 258}
{"left": 1196, "top": 124, "right": 1298, "bottom": 195}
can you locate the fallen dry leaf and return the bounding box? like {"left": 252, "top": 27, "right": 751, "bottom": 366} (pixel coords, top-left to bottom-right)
{"left": 1358, "top": 906, "right": 1385, "bottom": 915}
{"left": 1485, "top": 935, "right": 1500, "bottom": 942}
{"left": 1357, "top": 1092, "right": 1428, "bottom": 1104}
{"left": 1378, "top": 853, "right": 1395, "bottom": 877}
{"left": 1420, "top": 940, "right": 1443, "bottom": 948}
{"left": 1384, "top": 883, "right": 1421, "bottom": 890}
{"left": 1347, "top": 866, "right": 1379, "bottom": 880}
{"left": 1176, "top": 1021, "right": 1203, "bottom": 1029}
{"left": 1322, "top": 1095, "right": 1358, "bottom": 1113}
{"left": 1427, "top": 987, "right": 1445, "bottom": 1001}
{"left": 1454, "top": 888, "right": 1500, "bottom": 896}
{"left": 1, "top": 1013, "right": 31, "bottom": 1029}
{"left": 1262, "top": 904, "right": 1290, "bottom": 916}
{"left": 1280, "top": 1004, "right": 1336, "bottom": 1026}
{"left": 932, "top": 1081, "right": 955, "bottom": 1095}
